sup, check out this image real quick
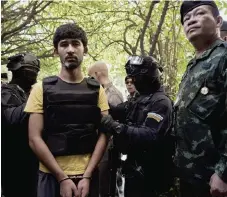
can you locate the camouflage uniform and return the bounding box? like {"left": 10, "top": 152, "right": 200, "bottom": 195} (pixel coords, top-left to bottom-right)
{"left": 174, "top": 39, "right": 227, "bottom": 186}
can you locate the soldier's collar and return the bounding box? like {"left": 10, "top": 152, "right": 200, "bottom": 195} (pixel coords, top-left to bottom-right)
{"left": 196, "top": 39, "right": 223, "bottom": 60}
{"left": 187, "top": 39, "right": 224, "bottom": 67}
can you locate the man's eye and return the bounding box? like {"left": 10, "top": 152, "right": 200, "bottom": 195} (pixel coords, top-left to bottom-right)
{"left": 60, "top": 43, "right": 68, "bottom": 47}
{"left": 197, "top": 12, "right": 204, "bottom": 16}
{"left": 72, "top": 42, "right": 80, "bottom": 46}
{"left": 184, "top": 17, "right": 189, "bottom": 22}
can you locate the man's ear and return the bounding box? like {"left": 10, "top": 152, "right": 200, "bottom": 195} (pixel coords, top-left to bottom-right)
{"left": 216, "top": 16, "right": 223, "bottom": 29}
{"left": 54, "top": 48, "right": 58, "bottom": 56}
{"left": 84, "top": 46, "right": 88, "bottom": 55}
{"left": 224, "top": 36, "right": 227, "bottom": 41}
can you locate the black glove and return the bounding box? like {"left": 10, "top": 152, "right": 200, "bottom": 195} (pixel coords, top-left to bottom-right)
{"left": 100, "top": 115, "right": 123, "bottom": 134}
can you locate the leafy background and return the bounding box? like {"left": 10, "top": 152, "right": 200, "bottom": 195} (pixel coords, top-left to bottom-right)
{"left": 1, "top": 0, "right": 227, "bottom": 100}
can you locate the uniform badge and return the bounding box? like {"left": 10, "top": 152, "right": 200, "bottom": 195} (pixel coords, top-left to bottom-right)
{"left": 147, "top": 112, "right": 163, "bottom": 122}
{"left": 200, "top": 86, "right": 209, "bottom": 95}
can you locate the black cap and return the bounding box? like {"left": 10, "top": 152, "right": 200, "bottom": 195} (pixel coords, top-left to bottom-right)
{"left": 7, "top": 53, "right": 40, "bottom": 71}
{"left": 221, "top": 21, "right": 227, "bottom": 31}
{"left": 180, "top": 0, "right": 219, "bottom": 24}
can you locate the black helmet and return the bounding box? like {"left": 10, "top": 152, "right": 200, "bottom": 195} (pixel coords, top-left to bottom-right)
{"left": 7, "top": 53, "right": 40, "bottom": 71}
{"left": 125, "top": 56, "right": 162, "bottom": 94}
{"left": 125, "top": 56, "right": 161, "bottom": 77}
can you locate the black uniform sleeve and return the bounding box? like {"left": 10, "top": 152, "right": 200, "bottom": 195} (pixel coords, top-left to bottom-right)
{"left": 1, "top": 87, "right": 28, "bottom": 125}
{"left": 109, "top": 101, "right": 128, "bottom": 123}
{"left": 116, "top": 97, "right": 172, "bottom": 153}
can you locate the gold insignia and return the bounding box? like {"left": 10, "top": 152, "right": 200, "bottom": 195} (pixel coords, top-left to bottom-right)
{"left": 147, "top": 112, "right": 163, "bottom": 122}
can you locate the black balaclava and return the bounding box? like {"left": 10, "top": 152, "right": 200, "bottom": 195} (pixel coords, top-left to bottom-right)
{"left": 7, "top": 53, "right": 40, "bottom": 93}
{"left": 125, "top": 56, "right": 161, "bottom": 95}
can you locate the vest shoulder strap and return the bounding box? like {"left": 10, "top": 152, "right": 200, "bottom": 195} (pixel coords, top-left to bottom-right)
{"left": 86, "top": 77, "right": 100, "bottom": 88}
{"left": 43, "top": 76, "right": 58, "bottom": 85}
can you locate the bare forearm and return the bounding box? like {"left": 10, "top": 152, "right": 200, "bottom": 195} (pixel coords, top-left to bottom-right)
{"left": 83, "top": 133, "right": 107, "bottom": 177}
{"left": 29, "top": 136, "right": 68, "bottom": 181}
{"left": 29, "top": 113, "right": 67, "bottom": 181}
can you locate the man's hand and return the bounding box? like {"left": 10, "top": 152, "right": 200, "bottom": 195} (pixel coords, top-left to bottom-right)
{"left": 60, "top": 179, "right": 79, "bottom": 197}
{"left": 210, "top": 173, "right": 227, "bottom": 197}
{"left": 77, "top": 178, "right": 90, "bottom": 197}
{"left": 100, "top": 115, "right": 122, "bottom": 134}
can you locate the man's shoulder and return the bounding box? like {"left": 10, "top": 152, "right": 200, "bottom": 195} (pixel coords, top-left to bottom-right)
{"left": 86, "top": 77, "right": 100, "bottom": 88}
{"left": 2, "top": 83, "right": 18, "bottom": 91}
{"left": 1, "top": 83, "right": 24, "bottom": 96}
{"left": 30, "top": 81, "right": 43, "bottom": 95}
{"left": 151, "top": 91, "right": 173, "bottom": 108}
{"left": 212, "top": 41, "right": 227, "bottom": 54}
{"left": 207, "top": 40, "right": 227, "bottom": 61}
{"left": 108, "top": 84, "right": 123, "bottom": 95}
{"left": 1, "top": 84, "right": 25, "bottom": 106}
{"left": 43, "top": 76, "right": 58, "bottom": 84}
{"left": 33, "top": 81, "right": 43, "bottom": 89}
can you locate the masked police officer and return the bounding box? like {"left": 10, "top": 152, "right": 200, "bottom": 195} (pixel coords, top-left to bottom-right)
{"left": 174, "top": 1, "right": 227, "bottom": 197}
{"left": 100, "top": 56, "right": 174, "bottom": 197}
{"left": 2, "top": 53, "right": 40, "bottom": 197}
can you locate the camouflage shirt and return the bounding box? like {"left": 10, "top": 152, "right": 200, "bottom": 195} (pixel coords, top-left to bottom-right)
{"left": 174, "top": 39, "right": 227, "bottom": 183}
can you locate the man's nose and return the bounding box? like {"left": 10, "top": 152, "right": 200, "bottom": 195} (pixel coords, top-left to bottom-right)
{"left": 187, "top": 16, "right": 197, "bottom": 27}
{"left": 67, "top": 44, "right": 75, "bottom": 53}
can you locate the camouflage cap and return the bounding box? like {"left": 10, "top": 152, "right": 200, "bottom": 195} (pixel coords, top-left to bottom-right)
{"left": 7, "top": 53, "right": 40, "bottom": 71}
{"left": 180, "top": 0, "right": 219, "bottom": 24}
{"left": 221, "top": 21, "right": 227, "bottom": 31}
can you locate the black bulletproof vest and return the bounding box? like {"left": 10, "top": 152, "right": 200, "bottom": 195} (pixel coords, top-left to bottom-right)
{"left": 43, "top": 76, "right": 101, "bottom": 156}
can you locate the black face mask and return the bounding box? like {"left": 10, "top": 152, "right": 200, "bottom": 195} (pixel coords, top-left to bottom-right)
{"left": 12, "top": 68, "right": 38, "bottom": 93}
{"left": 134, "top": 75, "right": 160, "bottom": 94}
{"left": 21, "top": 69, "right": 38, "bottom": 85}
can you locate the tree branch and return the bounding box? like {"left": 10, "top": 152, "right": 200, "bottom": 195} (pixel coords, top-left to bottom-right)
{"left": 140, "top": 1, "right": 158, "bottom": 56}
{"left": 149, "top": 1, "right": 169, "bottom": 56}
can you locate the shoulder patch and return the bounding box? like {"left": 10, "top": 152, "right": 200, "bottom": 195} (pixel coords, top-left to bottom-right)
{"left": 43, "top": 76, "right": 58, "bottom": 84}
{"left": 86, "top": 77, "right": 100, "bottom": 88}
{"left": 147, "top": 112, "right": 163, "bottom": 122}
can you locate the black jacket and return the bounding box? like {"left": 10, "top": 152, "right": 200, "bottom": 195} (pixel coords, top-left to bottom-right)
{"left": 1, "top": 83, "right": 38, "bottom": 197}
{"left": 112, "top": 87, "right": 174, "bottom": 192}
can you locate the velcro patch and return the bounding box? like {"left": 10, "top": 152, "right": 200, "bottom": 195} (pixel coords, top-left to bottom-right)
{"left": 147, "top": 112, "right": 163, "bottom": 122}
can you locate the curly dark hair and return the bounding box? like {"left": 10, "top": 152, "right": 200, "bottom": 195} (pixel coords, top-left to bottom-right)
{"left": 125, "top": 75, "right": 133, "bottom": 82}
{"left": 53, "top": 23, "right": 88, "bottom": 51}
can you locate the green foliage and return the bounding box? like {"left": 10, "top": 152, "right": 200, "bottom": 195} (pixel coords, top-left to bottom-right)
{"left": 2, "top": 0, "right": 226, "bottom": 98}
